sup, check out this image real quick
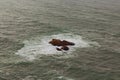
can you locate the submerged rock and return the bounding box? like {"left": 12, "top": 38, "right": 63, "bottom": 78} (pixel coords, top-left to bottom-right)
{"left": 61, "top": 46, "right": 69, "bottom": 51}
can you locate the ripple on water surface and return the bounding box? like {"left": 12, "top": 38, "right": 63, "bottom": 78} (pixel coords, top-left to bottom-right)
{"left": 15, "top": 33, "right": 99, "bottom": 60}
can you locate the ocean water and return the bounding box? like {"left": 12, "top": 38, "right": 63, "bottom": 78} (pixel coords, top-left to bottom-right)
{"left": 0, "top": 0, "right": 120, "bottom": 80}
{"left": 15, "top": 33, "right": 100, "bottom": 60}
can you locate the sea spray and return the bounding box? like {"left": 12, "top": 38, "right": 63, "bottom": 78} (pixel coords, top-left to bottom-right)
{"left": 15, "top": 33, "right": 99, "bottom": 60}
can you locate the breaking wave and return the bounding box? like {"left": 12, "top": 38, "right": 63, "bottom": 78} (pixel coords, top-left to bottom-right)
{"left": 15, "top": 33, "right": 99, "bottom": 60}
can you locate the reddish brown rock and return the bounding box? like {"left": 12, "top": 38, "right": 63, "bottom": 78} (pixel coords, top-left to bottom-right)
{"left": 49, "top": 39, "right": 62, "bottom": 46}
{"left": 62, "top": 40, "right": 75, "bottom": 46}
{"left": 49, "top": 39, "right": 75, "bottom": 51}
{"left": 49, "top": 39, "right": 75, "bottom": 46}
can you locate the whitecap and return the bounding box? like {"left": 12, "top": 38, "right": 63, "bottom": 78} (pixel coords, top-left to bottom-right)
{"left": 15, "top": 33, "right": 99, "bottom": 60}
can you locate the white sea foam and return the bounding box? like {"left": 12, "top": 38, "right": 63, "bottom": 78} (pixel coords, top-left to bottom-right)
{"left": 15, "top": 33, "right": 99, "bottom": 60}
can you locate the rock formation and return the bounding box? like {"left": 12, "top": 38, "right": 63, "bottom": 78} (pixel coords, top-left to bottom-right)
{"left": 49, "top": 39, "right": 75, "bottom": 51}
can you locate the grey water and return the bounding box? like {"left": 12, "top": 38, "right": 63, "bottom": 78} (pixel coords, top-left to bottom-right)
{"left": 0, "top": 0, "right": 120, "bottom": 80}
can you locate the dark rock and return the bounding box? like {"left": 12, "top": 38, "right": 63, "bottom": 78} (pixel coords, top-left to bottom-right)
{"left": 49, "top": 39, "right": 75, "bottom": 51}
{"left": 61, "top": 46, "right": 69, "bottom": 51}
{"left": 49, "top": 39, "right": 75, "bottom": 46}
{"left": 56, "top": 47, "right": 62, "bottom": 51}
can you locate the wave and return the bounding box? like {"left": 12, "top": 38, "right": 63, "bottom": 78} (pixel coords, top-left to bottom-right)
{"left": 15, "top": 33, "right": 100, "bottom": 61}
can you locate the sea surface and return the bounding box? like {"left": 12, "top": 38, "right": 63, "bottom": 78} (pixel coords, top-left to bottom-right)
{"left": 0, "top": 0, "right": 120, "bottom": 80}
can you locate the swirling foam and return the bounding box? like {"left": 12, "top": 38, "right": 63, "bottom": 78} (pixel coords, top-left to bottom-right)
{"left": 15, "top": 33, "right": 99, "bottom": 60}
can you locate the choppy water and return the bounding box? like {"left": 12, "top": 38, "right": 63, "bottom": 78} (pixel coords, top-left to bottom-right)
{"left": 0, "top": 0, "right": 120, "bottom": 80}
{"left": 16, "top": 33, "right": 100, "bottom": 60}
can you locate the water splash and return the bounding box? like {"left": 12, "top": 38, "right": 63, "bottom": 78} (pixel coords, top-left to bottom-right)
{"left": 15, "top": 33, "right": 99, "bottom": 60}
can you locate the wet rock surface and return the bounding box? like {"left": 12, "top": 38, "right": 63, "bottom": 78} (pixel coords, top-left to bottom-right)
{"left": 49, "top": 39, "right": 75, "bottom": 51}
